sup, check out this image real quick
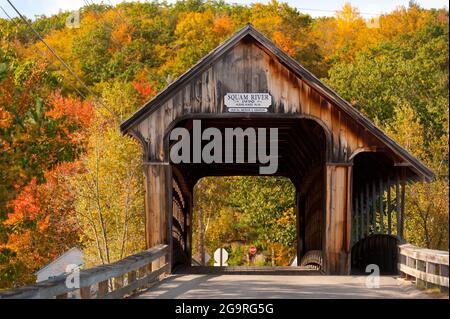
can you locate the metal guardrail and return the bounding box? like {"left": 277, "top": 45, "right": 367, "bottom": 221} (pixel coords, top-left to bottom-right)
{"left": 0, "top": 244, "right": 169, "bottom": 299}
{"left": 398, "top": 244, "right": 449, "bottom": 292}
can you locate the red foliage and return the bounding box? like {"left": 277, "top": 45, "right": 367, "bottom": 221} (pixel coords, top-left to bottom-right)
{"left": 132, "top": 80, "right": 154, "bottom": 102}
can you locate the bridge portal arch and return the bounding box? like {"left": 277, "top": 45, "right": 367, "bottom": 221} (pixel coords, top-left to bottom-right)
{"left": 164, "top": 115, "right": 329, "bottom": 271}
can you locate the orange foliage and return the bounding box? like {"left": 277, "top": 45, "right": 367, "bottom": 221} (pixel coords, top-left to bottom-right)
{"left": 111, "top": 22, "right": 132, "bottom": 47}
{"left": 4, "top": 178, "right": 40, "bottom": 226}
{"left": 213, "top": 16, "right": 234, "bottom": 36}
{"left": 272, "top": 31, "right": 296, "bottom": 56}
{"left": 1, "top": 162, "right": 82, "bottom": 284}
{"left": 46, "top": 92, "right": 93, "bottom": 127}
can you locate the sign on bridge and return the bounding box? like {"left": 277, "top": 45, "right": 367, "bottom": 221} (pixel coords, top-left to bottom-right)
{"left": 224, "top": 93, "right": 271, "bottom": 112}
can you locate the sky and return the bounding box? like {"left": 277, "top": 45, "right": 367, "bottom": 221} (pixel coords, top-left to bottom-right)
{"left": 0, "top": 0, "right": 448, "bottom": 20}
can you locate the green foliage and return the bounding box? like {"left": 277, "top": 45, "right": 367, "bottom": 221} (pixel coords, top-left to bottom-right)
{"left": 228, "top": 176, "right": 296, "bottom": 246}
{"left": 193, "top": 176, "right": 297, "bottom": 266}
{"left": 227, "top": 245, "right": 246, "bottom": 266}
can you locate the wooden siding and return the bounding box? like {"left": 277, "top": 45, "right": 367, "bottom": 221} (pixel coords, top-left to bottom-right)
{"left": 132, "top": 40, "right": 388, "bottom": 165}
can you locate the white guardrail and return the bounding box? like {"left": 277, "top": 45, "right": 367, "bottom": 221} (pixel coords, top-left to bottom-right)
{"left": 0, "top": 244, "right": 169, "bottom": 299}
{"left": 398, "top": 244, "right": 449, "bottom": 293}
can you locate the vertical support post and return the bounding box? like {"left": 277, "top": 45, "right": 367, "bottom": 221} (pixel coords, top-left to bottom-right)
{"left": 128, "top": 270, "right": 137, "bottom": 294}
{"left": 355, "top": 193, "right": 359, "bottom": 243}
{"left": 143, "top": 162, "right": 171, "bottom": 272}
{"left": 360, "top": 191, "right": 364, "bottom": 239}
{"left": 396, "top": 174, "right": 401, "bottom": 238}
{"left": 365, "top": 183, "right": 370, "bottom": 236}
{"left": 165, "top": 165, "right": 173, "bottom": 272}
{"left": 296, "top": 192, "right": 306, "bottom": 265}
{"left": 372, "top": 181, "right": 377, "bottom": 233}
{"left": 186, "top": 190, "right": 193, "bottom": 265}
{"left": 80, "top": 286, "right": 91, "bottom": 299}
{"left": 387, "top": 176, "right": 392, "bottom": 235}
{"left": 98, "top": 280, "right": 109, "bottom": 298}
{"left": 400, "top": 169, "right": 406, "bottom": 240}
{"left": 183, "top": 194, "right": 189, "bottom": 260}
{"left": 324, "top": 163, "right": 352, "bottom": 275}
{"left": 379, "top": 179, "right": 384, "bottom": 234}
{"left": 198, "top": 207, "right": 205, "bottom": 265}
{"left": 114, "top": 275, "right": 124, "bottom": 290}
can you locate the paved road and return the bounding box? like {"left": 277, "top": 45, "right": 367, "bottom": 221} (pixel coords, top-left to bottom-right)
{"left": 134, "top": 274, "right": 431, "bottom": 299}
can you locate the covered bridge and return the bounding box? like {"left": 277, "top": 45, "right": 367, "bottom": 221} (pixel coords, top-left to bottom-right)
{"left": 120, "top": 24, "right": 433, "bottom": 275}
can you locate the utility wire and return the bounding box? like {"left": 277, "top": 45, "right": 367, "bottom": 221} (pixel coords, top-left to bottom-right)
{"left": 6, "top": 0, "right": 121, "bottom": 121}
{"left": 297, "top": 7, "right": 382, "bottom": 17}
{"left": 0, "top": 5, "right": 88, "bottom": 100}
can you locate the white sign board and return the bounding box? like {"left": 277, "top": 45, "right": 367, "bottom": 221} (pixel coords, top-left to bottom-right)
{"left": 204, "top": 252, "right": 210, "bottom": 264}
{"left": 225, "top": 93, "right": 271, "bottom": 113}
{"left": 214, "top": 248, "right": 229, "bottom": 266}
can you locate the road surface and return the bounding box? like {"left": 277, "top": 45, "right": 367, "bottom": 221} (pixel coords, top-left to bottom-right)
{"left": 134, "top": 274, "right": 431, "bottom": 299}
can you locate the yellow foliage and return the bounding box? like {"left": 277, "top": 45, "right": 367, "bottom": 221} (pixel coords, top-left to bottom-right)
{"left": 111, "top": 22, "right": 132, "bottom": 46}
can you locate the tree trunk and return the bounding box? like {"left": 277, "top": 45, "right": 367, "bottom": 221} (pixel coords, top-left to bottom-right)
{"left": 198, "top": 208, "right": 205, "bottom": 265}
{"left": 271, "top": 246, "right": 275, "bottom": 266}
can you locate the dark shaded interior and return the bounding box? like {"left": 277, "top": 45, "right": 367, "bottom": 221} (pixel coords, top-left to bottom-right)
{"left": 168, "top": 117, "right": 327, "bottom": 269}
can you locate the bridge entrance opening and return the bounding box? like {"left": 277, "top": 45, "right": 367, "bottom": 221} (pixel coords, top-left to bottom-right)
{"left": 168, "top": 117, "right": 328, "bottom": 272}
{"left": 190, "top": 176, "right": 298, "bottom": 270}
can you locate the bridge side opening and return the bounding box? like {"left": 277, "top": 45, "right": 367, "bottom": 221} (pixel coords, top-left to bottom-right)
{"left": 350, "top": 151, "right": 407, "bottom": 274}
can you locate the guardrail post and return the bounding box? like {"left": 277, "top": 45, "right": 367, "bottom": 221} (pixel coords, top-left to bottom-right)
{"left": 114, "top": 275, "right": 124, "bottom": 290}
{"left": 80, "top": 286, "right": 91, "bottom": 299}
{"left": 98, "top": 280, "right": 109, "bottom": 298}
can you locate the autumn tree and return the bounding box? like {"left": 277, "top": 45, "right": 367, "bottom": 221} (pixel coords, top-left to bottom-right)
{"left": 69, "top": 81, "right": 145, "bottom": 266}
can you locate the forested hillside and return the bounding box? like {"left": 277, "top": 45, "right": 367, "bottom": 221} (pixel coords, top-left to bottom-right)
{"left": 0, "top": 0, "right": 448, "bottom": 288}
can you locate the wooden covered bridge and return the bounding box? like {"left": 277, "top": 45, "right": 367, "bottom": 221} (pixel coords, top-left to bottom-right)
{"left": 119, "top": 24, "right": 433, "bottom": 275}
{"left": 1, "top": 25, "right": 446, "bottom": 299}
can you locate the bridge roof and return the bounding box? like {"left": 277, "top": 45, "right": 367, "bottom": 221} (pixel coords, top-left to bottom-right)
{"left": 120, "top": 24, "right": 434, "bottom": 182}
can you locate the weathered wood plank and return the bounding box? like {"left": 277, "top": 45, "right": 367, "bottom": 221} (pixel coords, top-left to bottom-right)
{"left": 355, "top": 195, "right": 359, "bottom": 242}
{"left": 365, "top": 183, "right": 370, "bottom": 236}
{"left": 80, "top": 286, "right": 91, "bottom": 299}
{"left": 372, "top": 180, "right": 377, "bottom": 234}
{"left": 379, "top": 179, "right": 384, "bottom": 234}
{"left": 324, "top": 164, "right": 351, "bottom": 275}
{"left": 399, "top": 244, "right": 449, "bottom": 288}
{"left": 102, "top": 264, "right": 169, "bottom": 299}
{"left": 387, "top": 176, "right": 392, "bottom": 235}
{"left": 360, "top": 191, "right": 364, "bottom": 239}
{"left": 396, "top": 174, "right": 400, "bottom": 237}
{"left": 98, "top": 280, "right": 109, "bottom": 298}
{"left": 0, "top": 245, "right": 169, "bottom": 299}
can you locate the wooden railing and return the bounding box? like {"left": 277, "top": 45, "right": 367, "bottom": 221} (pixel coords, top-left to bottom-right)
{"left": 0, "top": 244, "right": 169, "bottom": 299}
{"left": 398, "top": 244, "right": 449, "bottom": 292}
